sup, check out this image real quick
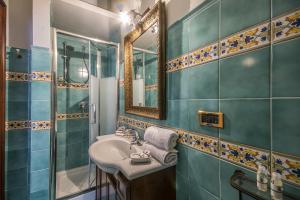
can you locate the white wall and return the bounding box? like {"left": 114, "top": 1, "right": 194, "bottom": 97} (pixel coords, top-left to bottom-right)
{"left": 8, "top": 0, "right": 33, "bottom": 49}
{"left": 33, "top": 0, "right": 51, "bottom": 48}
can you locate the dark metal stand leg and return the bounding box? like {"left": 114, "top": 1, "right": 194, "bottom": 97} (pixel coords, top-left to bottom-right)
{"left": 239, "top": 191, "right": 243, "bottom": 200}
{"left": 106, "top": 174, "right": 109, "bottom": 200}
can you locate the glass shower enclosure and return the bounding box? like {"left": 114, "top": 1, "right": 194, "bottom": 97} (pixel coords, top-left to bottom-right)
{"left": 51, "top": 29, "right": 119, "bottom": 199}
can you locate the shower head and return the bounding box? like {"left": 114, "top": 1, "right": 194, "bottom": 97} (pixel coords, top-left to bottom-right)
{"left": 66, "top": 45, "right": 74, "bottom": 52}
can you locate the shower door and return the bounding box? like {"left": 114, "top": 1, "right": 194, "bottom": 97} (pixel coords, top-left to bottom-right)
{"left": 52, "top": 29, "right": 119, "bottom": 200}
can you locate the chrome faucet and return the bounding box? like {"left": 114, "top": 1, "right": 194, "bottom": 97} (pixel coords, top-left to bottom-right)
{"left": 126, "top": 129, "right": 142, "bottom": 146}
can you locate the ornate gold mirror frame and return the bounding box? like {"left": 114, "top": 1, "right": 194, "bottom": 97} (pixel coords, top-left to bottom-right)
{"left": 124, "top": 1, "right": 165, "bottom": 119}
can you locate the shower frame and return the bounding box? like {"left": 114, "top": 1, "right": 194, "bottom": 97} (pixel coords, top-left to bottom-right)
{"left": 50, "top": 28, "right": 120, "bottom": 200}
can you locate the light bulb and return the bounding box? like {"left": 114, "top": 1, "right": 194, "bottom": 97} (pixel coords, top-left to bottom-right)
{"left": 120, "top": 12, "right": 131, "bottom": 24}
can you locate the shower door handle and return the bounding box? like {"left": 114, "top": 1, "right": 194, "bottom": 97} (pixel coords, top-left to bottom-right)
{"left": 90, "top": 104, "right": 96, "bottom": 124}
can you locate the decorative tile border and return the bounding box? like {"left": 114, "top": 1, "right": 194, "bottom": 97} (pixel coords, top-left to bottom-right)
{"left": 56, "top": 112, "right": 89, "bottom": 120}
{"left": 220, "top": 140, "right": 270, "bottom": 171}
{"left": 6, "top": 71, "right": 51, "bottom": 82}
{"left": 31, "top": 121, "right": 51, "bottom": 130}
{"left": 272, "top": 153, "right": 300, "bottom": 185}
{"left": 6, "top": 72, "right": 29, "bottom": 81}
{"left": 272, "top": 9, "right": 300, "bottom": 43}
{"left": 57, "top": 81, "right": 89, "bottom": 89}
{"left": 5, "top": 120, "right": 51, "bottom": 131}
{"left": 166, "top": 54, "right": 189, "bottom": 72}
{"left": 166, "top": 9, "right": 300, "bottom": 73}
{"left": 220, "top": 22, "right": 270, "bottom": 58}
{"left": 118, "top": 115, "right": 300, "bottom": 186}
{"left": 189, "top": 42, "right": 219, "bottom": 67}
{"left": 145, "top": 84, "right": 158, "bottom": 91}
{"left": 31, "top": 71, "right": 51, "bottom": 81}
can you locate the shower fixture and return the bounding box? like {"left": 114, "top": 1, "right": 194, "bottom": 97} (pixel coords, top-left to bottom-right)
{"left": 62, "top": 42, "right": 90, "bottom": 84}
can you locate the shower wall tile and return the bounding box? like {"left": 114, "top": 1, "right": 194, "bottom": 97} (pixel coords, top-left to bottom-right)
{"left": 5, "top": 149, "right": 29, "bottom": 172}
{"left": 220, "top": 47, "right": 270, "bottom": 99}
{"left": 5, "top": 187, "right": 29, "bottom": 200}
{"left": 188, "top": 100, "right": 219, "bottom": 137}
{"left": 166, "top": 100, "right": 189, "bottom": 130}
{"left": 176, "top": 172, "right": 189, "bottom": 200}
{"left": 167, "top": 19, "right": 189, "bottom": 60}
{"left": 220, "top": 99, "right": 270, "bottom": 149}
{"left": 6, "top": 81, "right": 29, "bottom": 102}
{"left": 30, "top": 190, "right": 49, "bottom": 200}
{"left": 30, "top": 100, "right": 51, "bottom": 121}
{"left": 30, "top": 130, "right": 50, "bottom": 151}
{"left": 176, "top": 144, "right": 189, "bottom": 178}
{"left": 30, "top": 169, "right": 49, "bottom": 193}
{"left": 6, "top": 48, "right": 30, "bottom": 73}
{"left": 31, "top": 46, "right": 51, "bottom": 72}
{"left": 5, "top": 167, "right": 28, "bottom": 190}
{"left": 188, "top": 2, "right": 219, "bottom": 51}
{"left": 272, "top": 37, "right": 300, "bottom": 97}
{"left": 220, "top": 0, "right": 270, "bottom": 38}
{"left": 5, "top": 129, "right": 29, "bottom": 151}
{"left": 30, "top": 149, "right": 50, "bottom": 171}
{"left": 6, "top": 101, "right": 29, "bottom": 121}
{"left": 189, "top": 184, "right": 219, "bottom": 200}
{"left": 188, "top": 61, "right": 219, "bottom": 99}
{"left": 31, "top": 82, "right": 51, "bottom": 101}
{"left": 272, "top": 99, "right": 300, "bottom": 157}
{"left": 272, "top": 0, "right": 300, "bottom": 17}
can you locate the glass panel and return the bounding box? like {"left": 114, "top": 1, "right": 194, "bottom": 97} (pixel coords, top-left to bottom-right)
{"left": 56, "top": 33, "right": 91, "bottom": 199}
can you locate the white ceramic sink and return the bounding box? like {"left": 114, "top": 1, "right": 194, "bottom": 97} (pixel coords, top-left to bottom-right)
{"left": 89, "top": 134, "right": 174, "bottom": 180}
{"left": 89, "top": 135, "right": 139, "bottom": 174}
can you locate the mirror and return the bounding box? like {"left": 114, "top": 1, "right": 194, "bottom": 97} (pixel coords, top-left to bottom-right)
{"left": 124, "top": 1, "right": 165, "bottom": 119}
{"left": 132, "top": 22, "right": 158, "bottom": 108}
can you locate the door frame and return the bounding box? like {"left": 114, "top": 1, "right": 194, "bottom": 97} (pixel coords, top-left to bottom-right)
{"left": 0, "top": 0, "right": 6, "bottom": 200}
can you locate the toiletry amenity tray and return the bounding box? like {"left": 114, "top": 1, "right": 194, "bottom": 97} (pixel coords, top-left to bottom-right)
{"left": 230, "top": 170, "right": 299, "bottom": 200}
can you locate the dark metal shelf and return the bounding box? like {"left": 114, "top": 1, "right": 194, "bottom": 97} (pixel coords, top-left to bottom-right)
{"left": 230, "top": 170, "right": 299, "bottom": 200}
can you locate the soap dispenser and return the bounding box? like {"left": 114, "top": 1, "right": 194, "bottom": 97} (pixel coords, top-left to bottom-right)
{"left": 271, "top": 172, "right": 283, "bottom": 200}
{"left": 256, "top": 164, "right": 268, "bottom": 192}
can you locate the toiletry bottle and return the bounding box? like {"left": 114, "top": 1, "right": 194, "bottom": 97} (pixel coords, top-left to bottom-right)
{"left": 257, "top": 164, "right": 268, "bottom": 192}
{"left": 271, "top": 172, "right": 283, "bottom": 200}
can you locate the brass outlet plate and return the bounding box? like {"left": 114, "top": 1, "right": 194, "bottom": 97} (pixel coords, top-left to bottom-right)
{"left": 198, "top": 111, "right": 223, "bottom": 129}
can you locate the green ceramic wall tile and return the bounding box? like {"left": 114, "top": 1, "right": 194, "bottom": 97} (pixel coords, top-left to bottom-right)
{"left": 273, "top": 99, "right": 300, "bottom": 157}
{"left": 30, "top": 149, "right": 50, "bottom": 171}
{"left": 6, "top": 101, "right": 29, "bottom": 121}
{"left": 272, "top": 0, "right": 300, "bottom": 17}
{"left": 220, "top": 99, "right": 270, "bottom": 149}
{"left": 30, "top": 169, "right": 49, "bottom": 193}
{"left": 188, "top": 61, "right": 219, "bottom": 99}
{"left": 6, "top": 81, "right": 29, "bottom": 102}
{"left": 188, "top": 100, "right": 219, "bottom": 137}
{"left": 5, "top": 167, "right": 28, "bottom": 190}
{"left": 31, "top": 130, "right": 50, "bottom": 151}
{"left": 188, "top": 148, "right": 220, "bottom": 197}
{"left": 176, "top": 144, "right": 189, "bottom": 177}
{"left": 30, "top": 190, "right": 49, "bottom": 200}
{"left": 220, "top": 160, "right": 256, "bottom": 200}
{"left": 5, "top": 149, "right": 29, "bottom": 172}
{"left": 220, "top": 0, "right": 270, "bottom": 38}
{"left": 6, "top": 48, "right": 30, "bottom": 73}
{"left": 5, "top": 187, "right": 28, "bottom": 200}
{"left": 31, "top": 82, "right": 51, "bottom": 101}
{"left": 166, "top": 100, "right": 189, "bottom": 130}
{"left": 220, "top": 47, "right": 270, "bottom": 98}
{"left": 167, "top": 69, "right": 190, "bottom": 100}
{"left": 189, "top": 2, "right": 219, "bottom": 51}
{"left": 272, "top": 38, "right": 300, "bottom": 97}
{"left": 189, "top": 184, "right": 219, "bottom": 200}
{"left": 176, "top": 173, "right": 189, "bottom": 200}
{"left": 167, "top": 19, "right": 189, "bottom": 60}
{"left": 57, "top": 88, "right": 89, "bottom": 113}
{"left": 284, "top": 182, "right": 300, "bottom": 199}
{"left": 5, "top": 130, "right": 29, "bottom": 151}
{"left": 30, "top": 100, "right": 50, "bottom": 121}
{"left": 31, "top": 46, "right": 51, "bottom": 72}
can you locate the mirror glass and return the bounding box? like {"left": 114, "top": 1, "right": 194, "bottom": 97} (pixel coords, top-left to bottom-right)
{"left": 132, "top": 22, "right": 159, "bottom": 108}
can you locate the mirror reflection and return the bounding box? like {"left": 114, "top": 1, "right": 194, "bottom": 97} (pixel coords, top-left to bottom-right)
{"left": 132, "top": 22, "right": 158, "bottom": 108}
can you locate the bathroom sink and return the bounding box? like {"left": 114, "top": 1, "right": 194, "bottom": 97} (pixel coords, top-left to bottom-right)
{"left": 89, "top": 135, "right": 139, "bottom": 174}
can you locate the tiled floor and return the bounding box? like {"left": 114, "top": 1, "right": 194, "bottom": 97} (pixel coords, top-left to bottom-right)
{"left": 56, "top": 165, "right": 96, "bottom": 199}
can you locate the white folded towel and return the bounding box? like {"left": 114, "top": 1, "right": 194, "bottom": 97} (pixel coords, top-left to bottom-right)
{"left": 144, "top": 126, "right": 178, "bottom": 151}
{"left": 144, "top": 143, "right": 177, "bottom": 166}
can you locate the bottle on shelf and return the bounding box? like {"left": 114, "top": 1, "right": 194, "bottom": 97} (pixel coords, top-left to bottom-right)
{"left": 256, "top": 163, "right": 268, "bottom": 192}
{"left": 271, "top": 172, "right": 283, "bottom": 200}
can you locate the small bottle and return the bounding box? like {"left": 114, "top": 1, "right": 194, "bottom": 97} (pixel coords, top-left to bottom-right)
{"left": 271, "top": 172, "right": 283, "bottom": 200}
{"left": 257, "top": 164, "right": 268, "bottom": 192}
